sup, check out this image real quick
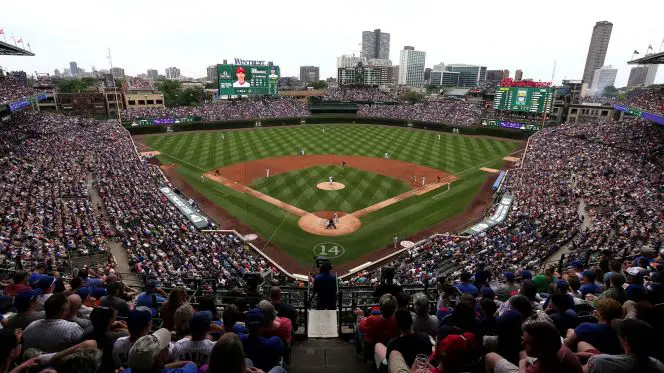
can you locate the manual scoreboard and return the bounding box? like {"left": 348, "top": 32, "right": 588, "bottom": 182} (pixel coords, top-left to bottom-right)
{"left": 494, "top": 87, "right": 553, "bottom": 114}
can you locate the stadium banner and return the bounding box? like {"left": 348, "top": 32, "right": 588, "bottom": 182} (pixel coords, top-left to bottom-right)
{"left": 158, "top": 186, "right": 209, "bottom": 228}
{"left": 463, "top": 195, "right": 514, "bottom": 235}
{"left": 130, "top": 116, "right": 201, "bottom": 126}
{"left": 481, "top": 118, "right": 541, "bottom": 131}
{"left": 217, "top": 64, "right": 280, "bottom": 97}
{"left": 8, "top": 93, "right": 49, "bottom": 112}
{"left": 613, "top": 105, "right": 664, "bottom": 126}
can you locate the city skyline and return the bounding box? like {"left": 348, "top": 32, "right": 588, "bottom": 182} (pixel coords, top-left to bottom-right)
{"left": 1, "top": 0, "right": 663, "bottom": 87}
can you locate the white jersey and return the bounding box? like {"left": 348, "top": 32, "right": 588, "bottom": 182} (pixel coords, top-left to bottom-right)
{"left": 112, "top": 336, "right": 133, "bottom": 368}
{"left": 170, "top": 338, "right": 215, "bottom": 367}
{"left": 233, "top": 80, "right": 251, "bottom": 88}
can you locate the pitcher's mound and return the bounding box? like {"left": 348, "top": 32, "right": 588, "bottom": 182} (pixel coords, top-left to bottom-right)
{"left": 299, "top": 211, "right": 361, "bottom": 236}
{"left": 317, "top": 182, "right": 345, "bottom": 191}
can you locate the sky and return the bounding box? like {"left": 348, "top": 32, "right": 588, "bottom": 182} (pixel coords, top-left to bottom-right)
{"left": 1, "top": 0, "right": 663, "bottom": 87}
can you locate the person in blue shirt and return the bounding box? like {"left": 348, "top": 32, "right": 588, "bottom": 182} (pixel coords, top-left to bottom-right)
{"left": 455, "top": 272, "right": 479, "bottom": 297}
{"left": 473, "top": 262, "right": 492, "bottom": 290}
{"left": 647, "top": 271, "right": 664, "bottom": 304}
{"left": 28, "top": 263, "right": 47, "bottom": 288}
{"left": 546, "top": 293, "right": 579, "bottom": 337}
{"left": 239, "top": 308, "right": 284, "bottom": 371}
{"left": 579, "top": 271, "right": 601, "bottom": 298}
{"left": 564, "top": 297, "right": 623, "bottom": 355}
{"left": 311, "top": 262, "right": 337, "bottom": 310}
{"left": 136, "top": 280, "right": 167, "bottom": 316}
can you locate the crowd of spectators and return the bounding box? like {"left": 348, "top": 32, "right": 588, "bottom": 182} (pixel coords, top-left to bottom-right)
{"left": 358, "top": 100, "right": 485, "bottom": 126}
{"left": 323, "top": 87, "right": 397, "bottom": 102}
{"left": 616, "top": 84, "right": 664, "bottom": 116}
{"left": 126, "top": 78, "right": 154, "bottom": 91}
{"left": 0, "top": 72, "right": 48, "bottom": 103}
{"left": 122, "top": 99, "right": 310, "bottom": 122}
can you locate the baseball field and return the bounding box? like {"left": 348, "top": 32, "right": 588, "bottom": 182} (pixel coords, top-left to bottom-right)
{"left": 137, "top": 124, "right": 521, "bottom": 274}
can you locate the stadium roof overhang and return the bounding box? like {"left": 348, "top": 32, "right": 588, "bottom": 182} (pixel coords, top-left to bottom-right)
{"left": 0, "top": 40, "right": 34, "bottom": 56}
{"left": 627, "top": 51, "right": 664, "bottom": 65}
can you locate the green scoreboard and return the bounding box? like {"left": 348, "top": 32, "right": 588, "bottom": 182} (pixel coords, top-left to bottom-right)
{"left": 493, "top": 86, "right": 553, "bottom": 113}
{"left": 217, "top": 64, "right": 280, "bottom": 97}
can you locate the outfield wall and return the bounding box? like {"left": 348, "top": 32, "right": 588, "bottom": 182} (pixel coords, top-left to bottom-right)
{"left": 126, "top": 115, "right": 532, "bottom": 140}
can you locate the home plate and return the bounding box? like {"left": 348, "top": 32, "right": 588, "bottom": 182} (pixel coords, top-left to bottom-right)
{"left": 480, "top": 167, "right": 500, "bottom": 173}
{"left": 503, "top": 156, "right": 520, "bottom": 162}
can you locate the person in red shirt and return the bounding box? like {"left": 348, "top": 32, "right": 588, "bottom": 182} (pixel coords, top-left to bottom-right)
{"left": 359, "top": 294, "right": 399, "bottom": 345}
{"left": 4, "top": 271, "right": 32, "bottom": 296}
{"left": 258, "top": 300, "right": 293, "bottom": 344}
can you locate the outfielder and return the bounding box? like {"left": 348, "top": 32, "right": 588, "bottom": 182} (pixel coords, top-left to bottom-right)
{"left": 421, "top": 176, "right": 426, "bottom": 186}
{"left": 384, "top": 152, "right": 389, "bottom": 159}
{"left": 266, "top": 168, "right": 270, "bottom": 178}
{"left": 301, "top": 149, "right": 305, "bottom": 156}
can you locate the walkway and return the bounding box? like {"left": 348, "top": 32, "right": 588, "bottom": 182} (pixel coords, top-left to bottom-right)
{"left": 289, "top": 339, "right": 371, "bottom": 373}
{"left": 86, "top": 173, "right": 143, "bottom": 288}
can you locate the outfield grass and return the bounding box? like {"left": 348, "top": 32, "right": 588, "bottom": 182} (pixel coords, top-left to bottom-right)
{"left": 143, "top": 124, "right": 521, "bottom": 268}
{"left": 251, "top": 165, "right": 411, "bottom": 212}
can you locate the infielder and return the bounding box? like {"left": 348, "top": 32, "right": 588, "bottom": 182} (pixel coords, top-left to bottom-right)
{"left": 384, "top": 152, "right": 389, "bottom": 159}
{"left": 266, "top": 168, "right": 270, "bottom": 178}
{"left": 301, "top": 149, "right": 305, "bottom": 156}
{"left": 421, "top": 176, "right": 426, "bottom": 186}
{"left": 329, "top": 176, "right": 333, "bottom": 185}
{"left": 200, "top": 175, "right": 204, "bottom": 183}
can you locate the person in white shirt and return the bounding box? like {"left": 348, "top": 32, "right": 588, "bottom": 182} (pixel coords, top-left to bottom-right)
{"left": 112, "top": 308, "right": 153, "bottom": 369}
{"left": 23, "top": 293, "right": 84, "bottom": 353}
{"left": 170, "top": 311, "right": 215, "bottom": 367}
{"left": 233, "top": 66, "right": 251, "bottom": 88}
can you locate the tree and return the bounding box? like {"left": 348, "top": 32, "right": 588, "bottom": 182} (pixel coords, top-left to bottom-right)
{"left": 204, "top": 82, "right": 217, "bottom": 89}
{"left": 177, "top": 86, "right": 206, "bottom": 106}
{"left": 400, "top": 91, "right": 425, "bottom": 104}
{"left": 56, "top": 79, "right": 94, "bottom": 93}
{"left": 603, "top": 85, "right": 619, "bottom": 98}
{"left": 309, "top": 80, "right": 328, "bottom": 90}
{"left": 155, "top": 80, "right": 183, "bottom": 107}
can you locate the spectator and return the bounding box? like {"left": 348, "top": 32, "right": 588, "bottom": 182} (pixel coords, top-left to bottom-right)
{"left": 35, "top": 276, "right": 56, "bottom": 311}
{"left": 455, "top": 272, "right": 479, "bottom": 297}
{"left": 565, "top": 298, "right": 624, "bottom": 354}
{"left": 100, "top": 281, "right": 131, "bottom": 317}
{"left": 160, "top": 287, "right": 188, "bottom": 331}
{"left": 0, "top": 328, "right": 25, "bottom": 373}
{"left": 580, "top": 270, "right": 602, "bottom": 298}
{"left": 647, "top": 272, "right": 664, "bottom": 304}
{"left": 473, "top": 262, "right": 492, "bottom": 289}
{"left": 603, "top": 260, "right": 623, "bottom": 286}
{"left": 269, "top": 286, "right": 298, "bottom": 333}
{"left": 546, "top": 293, "right": 579, "bottom": 337}
{"left": 495, "top": 272, "right": 519, "bottom": 301}
{"left": 239, "top": 308, "right": 284, "bottom": 372}
{"left": 533, "top": 266, "right": 555, "bottom": 294}
{"left": 221, "top": 304, "right": 248, "bottom": 335}
{"left": 479, "top": 298, "right": 499, "bottom": 336}
{"left": 173, "top": 304, "right": 196, "bottom": 341}
{"left": 585, "top": 319, "right": 664, "bottom": 373}
{"left": 86, "top": 306, "right": 129, "bottom": 372}
{"left": 311, "top": 261, "right": 337, "bottom": 310}
{"left": 625, "top": 268, "right": 649, "bottom": 302}
{"left": 438, "top": 300, "right": 483, "bottom": 341}
{"left": 171, "top": 311, "right": 215, "bottom": 367}
{"left": 600, "top": 273, "right": 628, "bottom": 305}
{"left": 205, "top": 332, "right": 286, "bottom": 373}
{"left": 136, "top": 280, "right": 167, "bottom": 316}
{"left": 22, "top": 293, "right": 84, "bottom": 353}
{"left": 67, "top": 294, "right": 93, "bottom": 334}
{"left": 5, "top": 271, "right": 31, "bottom": 296}
{"left": 412, "top": 292, "right": 439, "bottom": 337}
{"left": 375, "top": 309, "right": 432, "bottom": 368}
{"left": 374, "top": 267, "right": 403, "bottom": 299}
{"left": 126, "top": 328, "right": 197, "bottom": 373}
{"left": 434, "top": 332, "right": 480, "bottom": 373}
{"left": 113, "top": 309, "right": 153, "bottom": 369}
{"left": 258, "top": 300, "right": 293, "bottom": 344}
{"left": 5, "top": 290, "right": 45, "bottom": 330}
{"left": 486, "top": 321, "right": 583, "bottom": 373}
{"left": 359, "top": 294, "right": 399, "bottom": 345}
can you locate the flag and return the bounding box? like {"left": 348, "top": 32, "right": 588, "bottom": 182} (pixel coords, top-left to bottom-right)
{"left": 633, "top": 50, "right": 639, "bottom": 54}
{"left": 16, "top": 37, "right": 22, "bottom": 43}
{"left": 648, "top": 44, "right": 654, "bottom": 51}
{"left": 0, "top": 28, "right": 4, "bottom": 35}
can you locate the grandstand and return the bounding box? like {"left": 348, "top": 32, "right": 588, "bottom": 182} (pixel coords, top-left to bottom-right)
{"left": 0, "top": 32, "right": 663, "bottom": 373}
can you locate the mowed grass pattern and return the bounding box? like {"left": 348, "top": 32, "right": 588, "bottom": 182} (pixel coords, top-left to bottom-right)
{"left": 251, "top": 165, "right": 411, "bottom": 212}
{"left": 143, "top": 124, "right": 522, "bottom": 267}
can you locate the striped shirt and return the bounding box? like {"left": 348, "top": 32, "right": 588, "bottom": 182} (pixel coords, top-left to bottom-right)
{"left": 170, "top": 338, "right": 215, "bottom": 367}
{"left": 112, "top": 336, "right": 134, "bottom": 369}
{"left": 23, "top": 319, "right": 84, "bottom": 353}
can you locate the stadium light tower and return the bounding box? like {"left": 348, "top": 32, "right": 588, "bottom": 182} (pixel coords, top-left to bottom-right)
{"left": 107, "top": 48, "right": 122, "bottom": 124}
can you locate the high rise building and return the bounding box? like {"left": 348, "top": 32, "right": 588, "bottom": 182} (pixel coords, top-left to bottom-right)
{"left": 367, "top": 59, "right": 392, "bottom": 67}
{"left": 514, "top": 69, "right": 523, "bottom": 81}
{"left": 398, "top": 46, "right": 426, "bottom": 87}
{"left": 388, "top": 65, "right": 399, "bottom": 84}
{"left": 111, "top": 67, "right": 125, "bottom": 79}
{"left": 54, "top": 69, "right": 61, "bottom": 77}
{"left": 502, "top": 69, "right": 510, "bottom": 79}
{"left": 206, "top": 65, "right": 217, "bottom": 82}
{"left": 433, "top": 62, "right": 445, "bottom": 72}
{"left": 165, "top": 67, "right": 181, "bottom": 79}
{"left": 582, "top": 21, "right": 613, "bottom": 86}
{"left": 590, "top": 65, "right": 617, "bottom": 95}
{"left": 147, "top": 69, "right": 159, "bottom": 80}
{"left": 299, "top": 66, "right": 320, "bottom": 83}
{"left": 337, "top": 55, "right": 367, "bottom": 69}
{"left": 337, "top": 65, "right": 389, "bottom": 86}
{"left": 361, "top": 29, "right": 390, "bottom": 60}
{"left": 486, "top": 70, "right": 504, "bottom": 82}
{"left": 644, "top": 60, "right": 659, "bottom": 86}
{"left": 69, "top": 61, "right": 78, "bottom": 77}
{"left": 444, "top": 64, "right": 487, "bottom": 87}
{"left": 627, "top": 66, "right": 648, "bottom": 88}
{"left": 424, "top": 68, "right": 432, "bottom": 84}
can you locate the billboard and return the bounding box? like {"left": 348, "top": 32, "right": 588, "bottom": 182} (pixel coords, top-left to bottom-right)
{"left": 493, "top": 86, "right": 553, "bottom": 113}
{"left": 217, "top": 64, "right": 280, "bottom": 97}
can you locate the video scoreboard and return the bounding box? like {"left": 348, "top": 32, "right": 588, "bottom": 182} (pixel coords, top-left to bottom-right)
{"left": 494, "top": 87, "right": 553, "bottom": 114}
{"left": 217, "top": 64, "right": 280, "bottom": 97}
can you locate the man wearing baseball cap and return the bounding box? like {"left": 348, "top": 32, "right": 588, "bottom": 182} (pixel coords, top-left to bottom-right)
{"left": 258, "top": 300, "right": 293, "bottom": 344}
{"left": 239, "top": 308, "right": 284, "bottom": 371}
{"left": 35, "top": 275, "right": 56, "bottom": 311}
{"left": 5, "top": 290, "right": 45, "bottom": 330}
{"left": 136, "top": 280, "right": 167, "bottom": 316}
{"left": 170, "top": 311, "right": 215, "bottom": 367}
{"left": 126, "top": 328, "right": 196, "bottom": 373}
{"left": 233, "top": 66, "right": 251, "bottom": 88}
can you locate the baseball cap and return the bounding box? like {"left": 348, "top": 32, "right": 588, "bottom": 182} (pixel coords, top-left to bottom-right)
{"left": 37, "top": 276, "right": 55, "bottom": 289}
{"left": 481, "top": 287, "right": 495, "bottom": 298}
{"left": 572, "top": 260, "right": 583, "bottom": 269}
{"left": 436, "top": 332, "right": 477, "bottom": 361}
{"left": 128, "top": 328, "right": 171, "bottom": 371}
{"left": 190, "top": 311, "right": 213, "bottom": 334}
{"left": 582, "top": 271, "right": 595, "bottom": 281}
{"left": 519, "top": 270, "right": 532, "bottom": 280}
{"left": 236, "top": 66, "right": 246, "bottom": 73}
{"left": 145, "top": 279, "right": 159, "bottom": 289}
{"left": 556, "top": 280, "right": 569, "bottom": 290}
{"left": 626, "top": 267, "right": 645, "bottom": 277}
{"left": 503, "top": 272, "right": 515, "bottom": 281}
{"left": 76, "top": 287, "right": 91, "bottom": 299}
{"left": 92, "top": 287, "right": 108, "bottom": 298}
{"left": 257, "top": 300, "right": 277, "bottom": 323}
{"left": 128, "top": 309, "right": 153, "bottom": 334}
{"left": 245, "top": 308, "right": 265, "bottom": 328}
{"left": 14, "top": 290, "right": 39, "bottom": 311}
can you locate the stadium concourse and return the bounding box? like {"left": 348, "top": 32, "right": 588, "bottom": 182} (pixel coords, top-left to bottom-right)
{"left": 0, "top": 86, "right": 663, "bottom": 373}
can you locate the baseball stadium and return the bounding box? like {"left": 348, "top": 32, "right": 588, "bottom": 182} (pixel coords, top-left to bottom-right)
{"left": 1, "top": 13, "right": 664, "bottom": 373}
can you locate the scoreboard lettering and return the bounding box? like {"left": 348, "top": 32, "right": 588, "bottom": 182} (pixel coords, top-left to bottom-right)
{"left": 218, "top": 64, "right": 280, "bottom": 97}
{"left": 494, "top": 87, "right": 553, "bottom": 114}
